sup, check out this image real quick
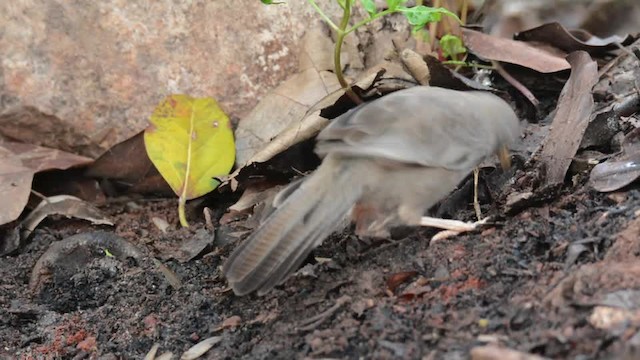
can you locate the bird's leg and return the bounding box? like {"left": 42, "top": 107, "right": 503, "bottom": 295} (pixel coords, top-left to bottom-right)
{"left": 419, "top": 216, "right": 489, "bottom": 232}
{"left": 422, "top": 147, "right": 513, "bottom": 242}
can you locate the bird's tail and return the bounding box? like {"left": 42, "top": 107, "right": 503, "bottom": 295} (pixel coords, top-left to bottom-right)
{"left": 223, "top": 155, "right": 364, "bottom": 295}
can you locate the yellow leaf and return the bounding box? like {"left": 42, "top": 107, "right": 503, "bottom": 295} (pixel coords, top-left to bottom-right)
{"left": 144, "top": 95, "right": 235, "bottom": 227}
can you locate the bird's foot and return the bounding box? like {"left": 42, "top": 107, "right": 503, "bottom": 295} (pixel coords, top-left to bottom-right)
{"left": 419, "top": 216, "right": 490, "bottom": 243}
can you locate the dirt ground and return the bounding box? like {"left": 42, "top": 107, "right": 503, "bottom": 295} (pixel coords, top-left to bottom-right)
{"left": 2, "top": 169, "right": 640, "bottom": 359}
{"left": 2, "top": 10, "right": 640, "bottom": 360}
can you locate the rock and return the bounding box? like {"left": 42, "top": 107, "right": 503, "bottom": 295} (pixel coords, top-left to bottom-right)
{"left": 0, "top": 0, "right": 343, "bottom": 157}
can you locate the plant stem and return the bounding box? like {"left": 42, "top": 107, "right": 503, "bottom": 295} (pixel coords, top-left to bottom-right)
{"left": 334, "top": 0, "right": 362, "bottom": 104}
{"left": 460, "top": 0, "right": 468, "bottom": 25}
{"left": 306, "top": 0, "right": 339, "bottom": 32}
{"left": 428, "top": 0, "right": 441, "bottom": 46}
{"left": 345, "top": 9, "right": 395, "bottom": 35}
{"left": 442, "top": 60, "right": 494, "bottom": 70}
{"left": 178, "top": 196, "right": 189, "bottom": 227}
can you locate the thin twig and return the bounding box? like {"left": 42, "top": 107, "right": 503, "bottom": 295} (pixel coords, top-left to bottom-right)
{"left": 297, "top": 295, "right": 351, "bottom": 332}
{"left": 492, "top": 60, "right": 539, "bottom": 107}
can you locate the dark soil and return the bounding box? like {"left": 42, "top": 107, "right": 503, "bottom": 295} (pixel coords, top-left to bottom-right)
{"left": 2, "top": 178, "right": 640, "bottom": 359}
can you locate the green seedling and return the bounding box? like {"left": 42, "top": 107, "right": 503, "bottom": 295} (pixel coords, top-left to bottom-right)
{"left": 440, "top": 33, "right": 466, "bottom": 60}
{"left": 263, "top": 0, "right": 460, "bottom": 103}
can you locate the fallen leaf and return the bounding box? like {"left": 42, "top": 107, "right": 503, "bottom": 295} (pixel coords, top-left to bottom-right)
{"left": 589, "top": 154, "right": 640, "bottom": 192}
{"left": 423, "top": 55, "right": 495, "bottom": 91}
{"left": 515, "top": 22, "right": 636, "bottom": 54}
{"left": 539, "top": 51, "right": 598, "bottom": 185}
{"left": 0, "top": 142, "right": 94, "bottom": 226}
{"left": 588, "top": 128, "right": 640, "bottom": 192}
{"left": 86, "top": 132, "right": 172, "bottom": 195}
{"left": 2, "top": 141, "right": 93, "bottom": 172}
{"left": 144, "top": 94, "right": 235, "bottom": 227}
{"left": 0, "top": 147, "right": 34, "bottom": 225}
{"left": 223, "top": 64, "right": 414, "bottom": 189}
{"left": 20, "top": 195, "right": 113, "bottom": 240}
{"left": 234, "top": 28, "right": 343, "bottom": 166}
{"left": 462, "top": 28, "right": 570, "bottom": 73}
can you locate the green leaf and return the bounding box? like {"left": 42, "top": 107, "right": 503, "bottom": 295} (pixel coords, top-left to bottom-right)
{"left": 439, "top": 34, "right": 466, "bottom": 59}
{"left": 360, "top": 0, "right": 377, "bottom": 16}
{"left": 261, "top": 0, "right": 285, "bottom": 4}
{"left": 386, "top": 0, "right": 407, "bottom": 11}
{"left": 144, "top": 95, "right": 236, "bottom": 227}
{"left": 337, "top": 0, "right": 346, "bottom": 9}
{"left": 398, "top": 6, "right": 460, "bottom": 30}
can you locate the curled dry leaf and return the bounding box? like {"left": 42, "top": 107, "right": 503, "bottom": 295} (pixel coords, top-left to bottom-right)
{"left": 20, "top": 195, "right": 113, "bottom": 240}
{"left": 515, "top": 22, "right": 636, "bottom": 54}
{"left": 400, "top": 48, "right": 430, "bottom": 85}
{"left": 462, "top": 28, "right": 570, "bottom": 73}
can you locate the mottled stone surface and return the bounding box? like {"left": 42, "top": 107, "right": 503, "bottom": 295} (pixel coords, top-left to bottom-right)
{"left": 0, "top": 0, "right": 342, "bottom": 157}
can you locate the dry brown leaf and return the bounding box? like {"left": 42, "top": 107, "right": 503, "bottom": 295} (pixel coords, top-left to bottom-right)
{"left": 227, "top": 62, "right": 415, "bottom": 186}
{"left": 86, "top": 132, "right": 172, "bottom": 195}
{"left": 539, "top": 51, "right": 598, "bottom": 185}
{"left": 515, "top": 22, "right": 636, "bottom": 54}
{"left": 234, "top": 28, "right": 345, "bottom": 166}
{"left": 20, "top": 195, "right": 113, "bottom": 240}
{"left": 0, "top": 146, "right": 33, "bottom": 225}
{"left": 462, "top": 28, "right": 570, "bottom": 73}
{"left": 0, "top": 142, "right": 93, "bottom": 225}
{"left": 423, "top": 55, "right": 495, "bottom": 91}
{"left": 3, "top": 141, "right": 93, "bottom": 172}
{"left": 589, "top": 128, "right": 640, "bottom": 192}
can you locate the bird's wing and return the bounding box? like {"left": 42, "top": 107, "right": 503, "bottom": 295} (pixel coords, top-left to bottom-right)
{"left": 316, "top": 86, "right": 519, "bottom": 171}
{"left": 223, "top": 156, "right": 364, "bottom": 295}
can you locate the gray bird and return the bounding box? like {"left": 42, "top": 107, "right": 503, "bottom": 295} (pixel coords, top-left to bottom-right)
{"left": 223, "top": 86, "right": 520, "bottom": 296}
